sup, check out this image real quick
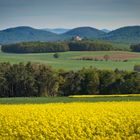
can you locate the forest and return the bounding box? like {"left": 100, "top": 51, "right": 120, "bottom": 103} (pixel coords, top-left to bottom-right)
{"left": 0, "top": 62, "right": 139, "bottom": 97}
{"left": 1, "top": 42, "right": 69, "bottom": 53}
{"left": 1, "top": 41, "right": 116, "bottom": 53}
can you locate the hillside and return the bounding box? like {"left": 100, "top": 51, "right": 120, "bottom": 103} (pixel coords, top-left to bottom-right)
{"left": 102, "top": 26, "right": 140, "bottom": 43}
{"left": 0, "top": 26, "right": 64, "bottom": 44}
{"left": 0, "top": 26, "right": 140, "bottom": 44}
{"left": 64, "top": 27, "right": 106, "bottom": 38}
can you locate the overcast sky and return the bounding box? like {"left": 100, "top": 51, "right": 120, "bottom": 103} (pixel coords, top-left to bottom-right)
{"left": 0, "top": 0, "right": 140, "bottom": 30}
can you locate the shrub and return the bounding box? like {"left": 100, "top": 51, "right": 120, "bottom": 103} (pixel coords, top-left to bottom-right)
{"left": 53, "top": 53, "right": 60, "bottom": 58}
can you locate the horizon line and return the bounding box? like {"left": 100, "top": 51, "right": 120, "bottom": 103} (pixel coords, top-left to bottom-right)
{"left": 1, "top": 25, "right": 140, "bottom": 31}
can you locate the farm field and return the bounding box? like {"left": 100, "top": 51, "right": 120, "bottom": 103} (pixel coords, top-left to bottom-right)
{"left": 0, "top": 95, "right": 140, "bottom": 104}
{"left": 0, "top": 50, "right": 140, "bottom": 70}
{"left": 0, "top": 102, "right": 140, "bottom": 139}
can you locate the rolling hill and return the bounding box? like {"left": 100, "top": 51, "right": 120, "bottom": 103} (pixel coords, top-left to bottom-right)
{"left": 64, "top": 27, "right": 106, "bottom": 38}
{"left": 102, "top": 26, "right": 140, "bottom": 43}
{"left": 0, "top": 26, "right": 64, "bottom": 44}
{"left": 0, "top": 26, "right": 140, "bottom": 44}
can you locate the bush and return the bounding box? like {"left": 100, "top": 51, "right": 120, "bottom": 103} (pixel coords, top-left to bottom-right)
{"left": 53, "top": 53, "right": 60, "bottom": 58}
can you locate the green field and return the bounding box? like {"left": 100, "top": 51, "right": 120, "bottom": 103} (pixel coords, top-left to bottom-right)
{"left": 0, "top": 96, "right": 140, "bottom": 104}
{"left": 0, "top": 50, "right": 140, "bottom": 70}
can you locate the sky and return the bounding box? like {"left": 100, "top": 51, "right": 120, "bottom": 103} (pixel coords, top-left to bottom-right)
{"left": 0, "top": 0, "right": 140, "bottom": 30}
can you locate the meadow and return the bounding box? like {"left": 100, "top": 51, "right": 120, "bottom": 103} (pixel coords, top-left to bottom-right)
{"left": 0, "top": 50, "right": 140, "bottom": 71}
{"left": 0, "top": 95, "right": 140, "bottom": 104}
{"left": 0, "top": 102, "right": 140, "bottom": 139}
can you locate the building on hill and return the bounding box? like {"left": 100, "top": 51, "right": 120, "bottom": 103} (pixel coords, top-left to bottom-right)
{"left": 74, "top": 36, "right": 82, "bottom": 41}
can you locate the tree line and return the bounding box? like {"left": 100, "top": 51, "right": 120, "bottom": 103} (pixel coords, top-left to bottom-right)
{"left": 1, "top": 42, "right": 69, "bottom": 53}
{"left": 0, "top": 62, "right": 139, "bottom": 97}
{"left": 69, "top": 41, "right": 114, "bottom": 51}
{"left": 1, "top": 41, "right": 116, "bottom": 53}
{"left": 2, "top": 41, "right": 140, "bottom": 54}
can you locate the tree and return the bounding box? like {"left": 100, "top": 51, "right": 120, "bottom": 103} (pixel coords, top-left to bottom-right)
{"left": 35, "top": 65, "right": 59, "bottom": 96}
{"left": 80, "top": 68, "right": 100, "bottom": 94}
{"left": 5, "top": 63, "right": 37, "bottom": 97}
{"left": 0, "top": 73, "right": 8, "bottom": 97}
{"left": 108, "top": 78, "right": 124, "bottom": 94}
{"left": 99, "top": 70, "right": 116, "bottom": 94}
{"left": 59, "top": 71, "right": 83, "bottom": 96}
{"left": 53, "top": 53, "right": 60, "bottom": 58}
{"left": 121, "top": 72, "right": 140, "bottom": 94}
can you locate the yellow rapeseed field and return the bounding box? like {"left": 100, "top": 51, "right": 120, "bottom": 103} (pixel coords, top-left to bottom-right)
{"left": 69, "top": 94, "right": 140, "bottom": 98}
{"left": 0, "top": 102, "right": 140, "bottom": 140}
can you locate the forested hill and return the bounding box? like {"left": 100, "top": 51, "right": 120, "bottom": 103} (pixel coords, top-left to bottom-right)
{"left": 0, "top": 26, "right": 140, "bottom": 44}
{"left": 102, "top": 26, "right": 140, "bottom": 43}
{"left": 0, "top": 26, "right": 65, "bottom": 44}
{"left": 63, "top": 27, "right": 105, "bottom": 38}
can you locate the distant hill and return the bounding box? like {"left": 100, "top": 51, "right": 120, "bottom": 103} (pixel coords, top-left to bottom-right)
{"left": 43, "top": 28, "right": 71, "bottom": 34}
{"left": 0, "top": 26, "right": 64, "bottom": 44}
{"left": 64, "top": 27, "right": 106, "bottom": 38}
{"left": 102, "top": 26, "right": 140, "bottom": 43}
{"left": 101, "top": 29, "right": 110, "bottom": 33}
{"left": 0, "top": 26, "right": 140, "bottom": 44}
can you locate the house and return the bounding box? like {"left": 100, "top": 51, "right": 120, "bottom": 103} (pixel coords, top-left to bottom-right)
{"left": 74, "top": 36, "right": 82, "bottom": 41}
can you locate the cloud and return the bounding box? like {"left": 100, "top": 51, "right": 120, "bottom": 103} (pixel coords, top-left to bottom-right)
{"left": 0, "top": 0, "right": 140, "bottom": 29}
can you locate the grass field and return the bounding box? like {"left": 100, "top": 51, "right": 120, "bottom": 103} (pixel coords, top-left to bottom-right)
{"left": 0, "top": 51, "right": 140, "bottom": 71}
{"left": 0, "top": 95, "right": 140, "bottom": 104}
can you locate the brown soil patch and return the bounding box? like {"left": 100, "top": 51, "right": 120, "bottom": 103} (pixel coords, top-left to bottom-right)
{"left": 74, "top": 52, "right": 140, "bottom": 61}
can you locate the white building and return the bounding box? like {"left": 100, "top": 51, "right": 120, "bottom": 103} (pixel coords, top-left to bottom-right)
{"left": 74, "top": 36, "right": 82, "bottom": 41}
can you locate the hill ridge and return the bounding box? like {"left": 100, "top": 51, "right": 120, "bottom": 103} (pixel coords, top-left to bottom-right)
{"left": 0, "top": 25, "right": 140, "bottom": 44}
